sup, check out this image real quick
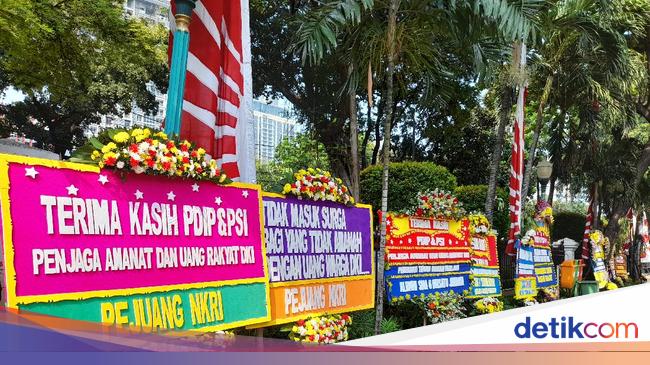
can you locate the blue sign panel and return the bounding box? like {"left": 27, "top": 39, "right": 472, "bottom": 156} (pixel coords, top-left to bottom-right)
{"left": 386, "top": 273, "right": 471, "bottom": 301}
{"left": 468, "top": 275, "right": 502, "bottom": 297}
{"left": 534, "top": 263, "right": 558, "bottom": 288}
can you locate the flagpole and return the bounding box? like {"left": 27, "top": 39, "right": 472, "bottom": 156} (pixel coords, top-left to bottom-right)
{"left": 505, "top": 41, "right": 527, "bottom": 256}
{"left": 164, "top": 0, "right": 197, "bottom": 137}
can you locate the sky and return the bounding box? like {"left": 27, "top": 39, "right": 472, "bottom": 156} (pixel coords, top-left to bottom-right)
{"left": 0, "top": 87, "right": 26, "bottom": 104}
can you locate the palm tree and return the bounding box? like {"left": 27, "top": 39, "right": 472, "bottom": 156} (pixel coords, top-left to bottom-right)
{"left": 289, "top": 0, "right": 374, "bottom": 199}
{"left": 520, "top": 0, "right": 633, "bottom": 201}
{"left": 290, "top": 0, "right": 549, "bottom": 333}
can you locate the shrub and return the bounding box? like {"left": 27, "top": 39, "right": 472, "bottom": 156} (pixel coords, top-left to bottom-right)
{"left": 454, "top": 185, "right": 509, "bottom": 241}
{"left": 347, "top": 310, "right": 402, "bottom": 339}
{"left": 360, "top": 162, "right": 457, "bottom": 214}
{"left": 551, "top": 211, "right": 586, "bottom": 243}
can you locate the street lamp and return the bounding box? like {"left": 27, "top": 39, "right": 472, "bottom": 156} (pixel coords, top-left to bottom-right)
{"left": 537, "top": 159, "right": 553, "bottom": 201}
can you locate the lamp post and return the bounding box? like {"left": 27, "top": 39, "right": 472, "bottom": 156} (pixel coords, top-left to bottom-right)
{"left": 164, "top": 0, "right": 197, "bottom": 137}
{"left": 537, "top": 159, "right": 553, "bottom": 201}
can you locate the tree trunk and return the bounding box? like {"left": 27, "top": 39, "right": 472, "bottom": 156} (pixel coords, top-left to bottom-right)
{"left": 361, "top": 99, "right": 373, "bottom": 169}
{"left": 521, "top": 75, "right": 554, "bottom": 201}
{"left": 548, "top": 172, "right": 557, "bottom": 205}
{"left": 375, "top": 0, "right": 399, "bottom": 335}
{"left": 371, "top": 112, "right": 381, "bottom": 165}
{"left": 348, "top": 64, "right": 360, "bottom": 201}
{"left": 485, "top": 85, "right": 514, "bottom": 222}
{"left": 604, "top": 140, "right": 650, "bottom": 245}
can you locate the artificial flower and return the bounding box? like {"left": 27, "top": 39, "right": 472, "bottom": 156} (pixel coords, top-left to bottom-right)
{"left": 405, "top": 189, "right": 466, "bottom": 220}
{"left": 473, "top": 297, "right": 504, "bottom": 314}
{"left": 75, "top": 127, "right": 230, "bottom": 185}
{"left": 288, "top": 314, "right": 352, "bottom": 344}
{"left": 283, "top": 168, "right": 355, "bottom": 206}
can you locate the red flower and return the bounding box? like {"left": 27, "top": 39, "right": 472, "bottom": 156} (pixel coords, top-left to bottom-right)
{"left": 148, "top": 149, "right": 156, "bottom": 157}
{"left": 166, "top": 141, "right": 175, "bottom": 149}
{"left": 181, "top": 144, "right": 189, "bottom": 152}
{"left": 305, "top": 175, "right": 312, "bottom": 181}
{"left": 297, "top": 319, "right": 305, "bottom": 327}
{"left": 309, "top": 335, "right": 315, "bottom": 342}
{"left": 300, "top": 186, "right": 307, "bottom": 192}
{"left": 129, "top": 158, "right": 139, "bottom": 168}
{"left": 129, "top": 144, "right": 139, "bottom": 153}
{"left": 162, "top": 161, "right": 172, "bottom": 171}
{"left": 105, "top": 156, "right": 117, "bottom": 167}
{"left": 145, "top": 138, "right": 153, "bottom": 144}
{"left": 416, "top": 208, "right": 424, "bottom": 216}
{"left": 320, "top": 176, "right": 328, "bottom": 183}
{"left": 146, "top": 158, "right": 155, "bottom": 168}
{"left": 428, "top": 302, "right": 437, "bottom": 310}
{"left": 291, "top": 184, "right": 297, "bottom": 189}
{"left": 190, "top": 151, "right": 198, "bottom": 158}
{"left": 421, "top": 196, "right": 429, "bottom": 202}
{"left": 182, "top": 156, "right": 190, "bottom": 164}
{"left": 196, "top": 167, "right": 203, "bottom": 173}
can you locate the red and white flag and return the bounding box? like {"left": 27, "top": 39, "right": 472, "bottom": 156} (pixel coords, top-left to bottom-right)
{"left": 505, "top": 43, "right": 527, "bottom": 256}
{"left": 580, "top": 190, "right": 595, "bottom": 260}
{"left": 170, "top": 1, "right": 255, "bottom": 182}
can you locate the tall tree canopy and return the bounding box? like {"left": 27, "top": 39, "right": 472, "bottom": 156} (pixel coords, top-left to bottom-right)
{"left": 0, "top": 0, "right": 168, "bottom": 155}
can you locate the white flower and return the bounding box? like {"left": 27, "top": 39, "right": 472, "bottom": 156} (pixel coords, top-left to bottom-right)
{"left": 138, "top": 141, "right": 150, "bottom": 153}
{"left": 133, "top": 166, "right": 145, "bottom": 174}
{"left": 116, "top": 161, "right": 125, "bottom": 169}
{"left": 129, "top": 151, "right": 141, "bottom": 161}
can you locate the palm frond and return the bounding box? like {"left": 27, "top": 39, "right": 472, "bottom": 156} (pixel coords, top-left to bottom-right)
{"left": 290, "top": 0, "right": 374, "bottom": 65}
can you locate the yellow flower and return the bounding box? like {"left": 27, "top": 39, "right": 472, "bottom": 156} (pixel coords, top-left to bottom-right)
{"left": 154, "top": 131, "right": 168, "bottom": 140}
{"left": 283, "top": 183, "right": 292, "bottom": 194}
{"left": 91, "top": 150, "right": 101, "bottom": 160}
{"left": 197, "top": 147, "right": 206, "bottom": 156}
{"left": 103, "top": 151, "right": 117, "bottom": 160}
{"left": 101, "top": 142, "right": 117, "bottom": 153}
{"left": 219, "top": 174, "right": 227, "bottom": 183}
{"left": 113, "top": 132, "right": 130, "bottom": 143}
{"left": 143, "top": 128, "right": 152, "bottom": 138}
{"left": 131, "top": 128, "right": 144, "bottom": 137}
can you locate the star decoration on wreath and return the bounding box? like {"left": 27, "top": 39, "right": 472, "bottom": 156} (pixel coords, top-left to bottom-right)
{"left": 25, "top": 167, "right": 39, "bottom": 179}
{"left": 98, "top": 175, "right": 109, "bottom": 185}
{"left": 66, "top": 185, "right": 79, "bottom": 196}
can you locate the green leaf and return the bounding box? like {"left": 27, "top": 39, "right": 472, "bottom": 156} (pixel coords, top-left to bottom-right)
{"left": 89, "top": 137, "right": 105, "bottom": 150}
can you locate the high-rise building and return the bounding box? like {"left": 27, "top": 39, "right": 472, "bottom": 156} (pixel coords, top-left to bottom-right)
{"left": 86, "top": 0, "right": 170, "bottom": 137}
{"left": 90, "top": 1, "right": 298, "bottom": 164}
{"left": 254, "top": 100, "right": 298, "bottom": 163}
{"left": 124, "top": 0, "right": 170, "bottom": 26}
